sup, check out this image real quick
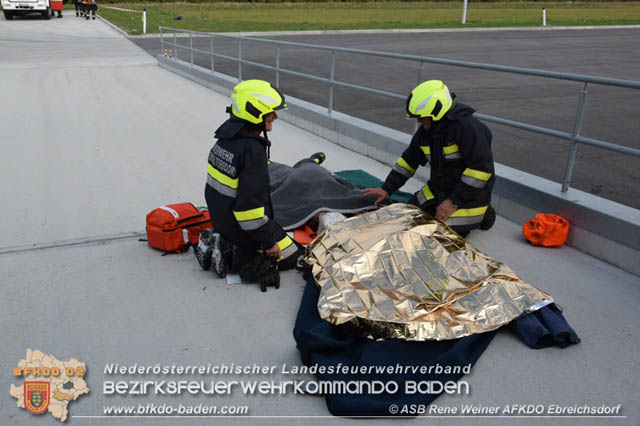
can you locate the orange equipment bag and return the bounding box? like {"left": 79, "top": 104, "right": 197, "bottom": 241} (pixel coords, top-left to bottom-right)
{"left": 522, "top": 214, "right": 570, "bottom": 247}
{"left": 146, "top": 203, "right": 212, "bottom": 253}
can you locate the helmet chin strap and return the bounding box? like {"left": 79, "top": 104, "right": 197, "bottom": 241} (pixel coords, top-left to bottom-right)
{"left": 260, "top": 117, "right": 269, "bottom": 141}
{"left": 262, "top": 125, "right": 271, "bottom": 159}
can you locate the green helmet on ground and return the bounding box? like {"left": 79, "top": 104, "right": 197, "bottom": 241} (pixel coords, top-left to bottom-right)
{"left": 230, "top": 80, "right": 286, "bottom": 125}
{"left": 405, "top": 80, "right": 453, "bottom": 121}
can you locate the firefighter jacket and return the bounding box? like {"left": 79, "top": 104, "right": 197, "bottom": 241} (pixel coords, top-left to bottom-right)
{"left": 204, "top": 118, "right": 297, "bottom": 258}
{"left": 381, "top": 103, "right": 495, "bottom": 228}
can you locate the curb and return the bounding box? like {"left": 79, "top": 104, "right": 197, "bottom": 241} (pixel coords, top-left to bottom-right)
{"left": 126, "top": 25, "right": 640, "bottom": 38}
{"left": 96, "top": 13, "right": 129, "bottom": 37}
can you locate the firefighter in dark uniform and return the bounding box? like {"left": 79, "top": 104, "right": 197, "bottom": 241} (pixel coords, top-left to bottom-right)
{"left": 196, "top": 80, "right": 302, "bottom": 291}
{"left": 363, "top": 80, "right": 496, "bottom": 237}
{"left": 86, "top": 0, "right": 97, "bottom": 20}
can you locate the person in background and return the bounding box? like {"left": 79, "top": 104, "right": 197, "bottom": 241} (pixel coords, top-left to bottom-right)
{"left": 82, "top": 0, "right": 98, "bottom": 20}
{"left": 50, "top": 0, "right": 63, "bottom": 17}
{"left": 363, "top": 80, "right": 496, "bottom": 237}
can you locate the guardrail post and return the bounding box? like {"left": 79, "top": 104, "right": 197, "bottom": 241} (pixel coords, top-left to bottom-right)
{"left": 462, "top": 0, "right": 468, "bottom": 24}
{"left": 189, "top": 31, "right": 194, "bottom": 66}
{"left": 561, "top": 82, "right": 589, "bottom": 192}
{"left": 238, "top": 41, "right": 243, "bottom": 81}
{"left": 173, "top": 32, "right": 177, "bottom": 61}
{"left": 211, "top": 36, "right": 215, "bottom": 72}
{"left": 275, "top": 47, "right": 281, "bottom": 88}
{"left": 328, "top": 50, "right": 336, "bottom": 113}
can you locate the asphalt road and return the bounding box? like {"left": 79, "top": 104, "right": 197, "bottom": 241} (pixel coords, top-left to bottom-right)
{"left": 132, "top": 28, "right": 640, "bottom": 209}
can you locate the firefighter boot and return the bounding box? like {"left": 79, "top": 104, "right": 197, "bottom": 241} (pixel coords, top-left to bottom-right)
{"left": 309, "top": 152, "right": 326, "bottom": 165}
{"left": 480, "top": 204, "right": 496, "bottom": 231}
{"left": 210, "top": 232, "right": 232, "bottom": 279}
{"left": 195, "top": 229, "right": 214, "bottom": 271}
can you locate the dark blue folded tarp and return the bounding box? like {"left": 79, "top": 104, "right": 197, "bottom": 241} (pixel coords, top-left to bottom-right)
{"left": 294, "top": 274, "right": 581, "bottom": 417}
{"left": 293, "top": 272, "right": 497, "bottom": 417}
{"left": 510, "top": 303, "right": 581, "bottom": 349}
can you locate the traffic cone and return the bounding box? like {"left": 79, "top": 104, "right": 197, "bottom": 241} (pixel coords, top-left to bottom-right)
{"left": 169, "top": 49, "right": 173, "bottom": 58}
{"left": 164, "top": 49, "right": 168, "bottom": 58}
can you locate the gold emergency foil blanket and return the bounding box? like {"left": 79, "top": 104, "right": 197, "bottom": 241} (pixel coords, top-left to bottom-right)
{"left": 305, "top": 203, "right": 553, "bottom": 341}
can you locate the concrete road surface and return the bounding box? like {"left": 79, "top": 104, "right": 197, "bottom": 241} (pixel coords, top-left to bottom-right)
{"left": 132, "top": 28, "right": 640, "bottom": 209}
{"left": 1, "top": 16, "right": 639, "bottom": 426}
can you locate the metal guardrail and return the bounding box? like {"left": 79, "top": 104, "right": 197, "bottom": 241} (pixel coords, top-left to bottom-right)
{"left": 159, "top": 27, "right": 640, "bottom": 193}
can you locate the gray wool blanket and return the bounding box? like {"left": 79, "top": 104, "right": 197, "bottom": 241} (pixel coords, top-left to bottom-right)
{"left": 268, "top": 160, "right": 378, "bottom": 230}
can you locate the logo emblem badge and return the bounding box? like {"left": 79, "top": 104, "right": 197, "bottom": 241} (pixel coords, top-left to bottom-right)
{"left": 24, "top": 382, "right": 50, "bottom": 415}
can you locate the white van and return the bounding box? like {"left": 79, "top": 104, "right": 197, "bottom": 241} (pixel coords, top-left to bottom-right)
{"left": 2, "top": 0, "right": 51, "bottom": 20}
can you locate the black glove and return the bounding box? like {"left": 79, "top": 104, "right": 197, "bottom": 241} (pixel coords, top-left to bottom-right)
{"left": 258, "top": 261, "right": 280, "bottom": 292}
{"left": 239, "top": 255, "right": 280, "bottom": 292}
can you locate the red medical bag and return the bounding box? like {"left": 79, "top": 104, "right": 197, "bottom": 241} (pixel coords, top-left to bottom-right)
{"left": 146, "top": 203, "right": 212, "bottom": 253}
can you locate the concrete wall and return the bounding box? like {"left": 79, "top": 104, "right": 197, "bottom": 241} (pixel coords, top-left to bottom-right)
{"left": 157, "top": 56, "right": 640, "bottom": 276}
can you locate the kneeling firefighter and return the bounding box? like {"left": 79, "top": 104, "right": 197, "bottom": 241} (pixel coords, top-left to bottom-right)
{"left": 197, "top": 80, "right": 303, "bottom": 291}
{"left": 363, "top": 80, "right": 496, "bottom": 237}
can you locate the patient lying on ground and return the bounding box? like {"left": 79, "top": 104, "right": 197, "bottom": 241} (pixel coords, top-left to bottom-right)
{"left": 268, "top": 154, "right": 378, "bottom": 233}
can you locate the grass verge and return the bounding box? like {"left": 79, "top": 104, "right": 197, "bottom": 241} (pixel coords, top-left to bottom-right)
{"left": 97, "top": 2, "right": 640, "bottom": 35}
